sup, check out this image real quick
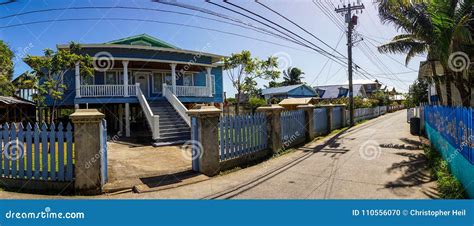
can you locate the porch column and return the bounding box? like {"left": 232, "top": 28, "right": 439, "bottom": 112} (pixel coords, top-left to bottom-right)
{"left": 170, "top": 63, "right": 177, "bottom": 94}
{"left": 125, "top": 103, "right": 130, "bottom": 137}
{"left": 206, "top": 67, "right": 212, "bottom": 97}
{"left": 75, "top": 62, "right": 81, "bottom": 98}
{"left": 123, "top": 60, "right": 129, "bottom": 97}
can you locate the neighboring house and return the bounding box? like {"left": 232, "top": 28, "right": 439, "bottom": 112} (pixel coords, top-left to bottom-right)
{"left": 0, "top": 96, "right": 36, "bottom": 124}
{"left": 29, "top": 34, "right": 224, "bottom": 145}
{"left": 314, "top": 84, "right": 367, "bottom": 100}
{"left": 349, "top": 79, "right": 382, "bottom": 96}
{"left": 12, "top": 72, "right": 37, "bottom": 102}
{"left": 262, "top": 84, "right": 316, "bottom": 101}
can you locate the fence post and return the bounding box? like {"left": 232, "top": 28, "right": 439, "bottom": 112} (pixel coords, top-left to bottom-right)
{"left": 297, "top": 104, "right": 316, "bottom": 141}
{"left": 70, "top": 109, "right": 105, "bottom": 195}
{"left": 187, "top": 105, "right": 222, "bottom": 177}
{"left": 257, "top": 105, "right": 284, "bottom": 154}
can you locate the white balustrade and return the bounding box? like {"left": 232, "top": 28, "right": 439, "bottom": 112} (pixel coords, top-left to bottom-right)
{"left": 175, "top": 85, "right": 210, "bottom": 97}
{"left": 79, "top": 85, "right": 137, "bottom": 97}
{"left": 163, "top": 84, "right": 191, "bottom": 126}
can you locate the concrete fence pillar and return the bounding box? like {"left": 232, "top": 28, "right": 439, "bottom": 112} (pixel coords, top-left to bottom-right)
{"left": 297, "top": 104, "right": 316, "bottom": 141}
{"left": 257, "top": 105, "right": 284, "bottom": 154}
{"left": 70, "top": 109, "right": 105, "bottom": 195}
{"left": 187, "top": 106, "right": 222, "bottom": 177}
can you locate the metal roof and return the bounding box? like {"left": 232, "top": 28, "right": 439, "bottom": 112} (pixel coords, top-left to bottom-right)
{"left": 0, "top": 96, "right": 35, "bottom": 106}
{"left": 262, "top": 84, "right": 313, "bottom": 95}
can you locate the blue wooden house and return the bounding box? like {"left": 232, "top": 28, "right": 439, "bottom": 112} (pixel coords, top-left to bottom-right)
{"left": 33, "top": 34, "right": 224, "bottom": 145}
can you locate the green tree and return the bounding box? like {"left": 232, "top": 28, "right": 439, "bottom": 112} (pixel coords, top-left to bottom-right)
{"left": 372, "top": 90, "right": 390, "bottom": 106}
{"left": 282, "top": 67, "right": 304, "bottom": 85}
{"left": 223, "top": 50, "right": 280, "bottom": 114}
{"left": 265, "top": 80, "right": 283, "bottom": 88}
{"left": 248, "top": 97, "right": 266, "bottom": 114}
{"left": 405, "top": 78, "right": 429, "bottom": 107}
{"left": 375, "top": 0, "right": 473, "bottom": 106}
{"left": 24, "top": 42, "right": 94, "bottom": 123}
{"left": 0, "top": 40, "right": 15, "bottom": 96}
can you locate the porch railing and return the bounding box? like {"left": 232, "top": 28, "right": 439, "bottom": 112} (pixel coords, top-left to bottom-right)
{"left": 175, "top": 85, "right": 210, "bottom": 97}
{"left": 163, "top": 84, "right": 191, "bottom": 126}
{"left": 136, "top": 85, "right": 160, "bottom": 140}
{"left": 79, "top": 85, "right": 137, "bottom": 97}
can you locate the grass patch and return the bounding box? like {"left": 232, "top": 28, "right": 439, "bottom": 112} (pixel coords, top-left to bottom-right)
{"left": 423, "top": 145, "right": 467, "bottom": 199}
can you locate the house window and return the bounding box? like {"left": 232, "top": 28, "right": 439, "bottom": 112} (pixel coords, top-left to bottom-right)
{"left": 210, "top": 75, "right": 216, "bottom": 94}
{"left": 105, "top": 71, "right": 118, "bottom": 84}
{"left": 183, "top": 73, "right": 194, "bottom": 86}
{"left": 165, "top": 73, "right": 172, "bottom": 85}
{"left": 81, "top": 75, "right": 94, "bottom": 85}
{"left": 152, "top": 72, "right": 163, "bottom": 93}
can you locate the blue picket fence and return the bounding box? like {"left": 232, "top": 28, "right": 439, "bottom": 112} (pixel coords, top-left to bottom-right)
{"left": 313, "top": 108, "right": 328, "bottom": 135}
{"left": 219, "top": 113, "right": 268, "bottom": 161}
{"left": 424, "top": 105, "right": 473, "bottom": 164}
{"left": 0, "top": 122, "right": 74, "bottom": 182}
{"left": 281, "top": 110, "right": 305, "bottom": 147}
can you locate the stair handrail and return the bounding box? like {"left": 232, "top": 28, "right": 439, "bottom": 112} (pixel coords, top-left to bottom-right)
{"left": 136, "top": 83, "right": 160, "bottom": 139}
{"left": 163, "top": 83, "right": 191, "bottom": 126}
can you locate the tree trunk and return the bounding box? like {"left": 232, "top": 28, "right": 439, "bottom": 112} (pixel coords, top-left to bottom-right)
{"left": 445, "top": 72, "right": 453, "bottom": 106}
{"left": 430, "top": 62, "right": 443, "bottom": 105}
{"left": 235, "top": 90, "right": 241, "bottom": 115}
{"left": 454, "top": 74, "right": 470, "bottom": 107}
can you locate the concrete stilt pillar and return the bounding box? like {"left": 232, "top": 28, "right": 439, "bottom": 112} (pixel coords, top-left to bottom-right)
{"left": 125, "top": 103, "right": 130, "bottom": 137}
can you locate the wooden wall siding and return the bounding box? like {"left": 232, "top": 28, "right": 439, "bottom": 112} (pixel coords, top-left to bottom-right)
{"left": 313, "top": 108, "right": 328, "bottom": 135}
{"left": 0, "top": 122, "right": 74, "bottom": 182}
{"left": 281, "top": 110, "right": 306, "bottom": 147}
{"left": 219, "top": 113, "right": 268, "bottom": 161}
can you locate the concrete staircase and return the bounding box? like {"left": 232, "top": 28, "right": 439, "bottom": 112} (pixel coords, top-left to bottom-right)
{"left": 149, "top": 100, "right": 191, "bottom": 146}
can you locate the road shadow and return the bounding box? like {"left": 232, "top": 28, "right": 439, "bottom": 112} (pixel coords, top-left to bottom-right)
{"left": 384, "top": 151, "right": 438, "bottom": 198}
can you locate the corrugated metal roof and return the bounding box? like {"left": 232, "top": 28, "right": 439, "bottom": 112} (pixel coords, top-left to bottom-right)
{"left": 0, "top": 96, "right": 35, "bottom": 105}
{"left": 279, "top": 97, "right": 314, "bottom": 105}
{"left": 262, "top": 84, "right": 307, "bottom": 95}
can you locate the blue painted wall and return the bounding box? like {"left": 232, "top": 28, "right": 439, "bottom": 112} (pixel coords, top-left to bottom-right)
{"left": 425, "top": 123, "right": 474, "bottom": 198}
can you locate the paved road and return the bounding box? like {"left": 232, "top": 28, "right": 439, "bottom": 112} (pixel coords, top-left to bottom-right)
{"left": 210, "top": 110, "right": 438, "bottom": 199}
{"left": 0, "top": 110, "right": 437, "bottom": 199}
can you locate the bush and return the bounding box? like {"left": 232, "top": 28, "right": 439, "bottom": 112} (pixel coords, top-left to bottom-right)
{"left": 248, "top": 97, "right": 266, "bottom": 113}
{"left": 423, "top": 145, "right": 467, "bottom": 199}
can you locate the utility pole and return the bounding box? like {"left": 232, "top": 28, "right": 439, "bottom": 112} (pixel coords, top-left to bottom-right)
{"left": 335, "top": 1, "right": 364, "bottom": 127}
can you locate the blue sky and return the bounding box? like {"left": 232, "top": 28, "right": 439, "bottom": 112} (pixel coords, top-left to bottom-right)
{"left": 0, "top": 0, "right": 425, "bottom": 95}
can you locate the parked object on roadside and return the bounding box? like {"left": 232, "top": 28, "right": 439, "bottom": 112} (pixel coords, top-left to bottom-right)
{"left": 410, "top": 117, "right": 421, "bottom": 135}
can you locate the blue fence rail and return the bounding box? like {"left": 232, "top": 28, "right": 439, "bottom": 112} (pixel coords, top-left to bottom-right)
{"left": 424, "top": 105, "right": 473, "bottom": 164}
{"left": 0, "top": 122, "right": 74, "bottom": 182}
{"left": 219, "top": 113, "right": 268, "bottom": 161}
{"left": 100, "top": 119, "right": 108, "bottom": 185}
{"left": 281, "top": 110, "right": 306, "bottom": 147}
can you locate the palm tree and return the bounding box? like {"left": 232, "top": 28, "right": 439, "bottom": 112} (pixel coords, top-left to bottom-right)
{"left": 375, "top": 0, "right": 473, "bottom": 106}
{"left": 282, "top": 67, "right": 304, "bottom": 85}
